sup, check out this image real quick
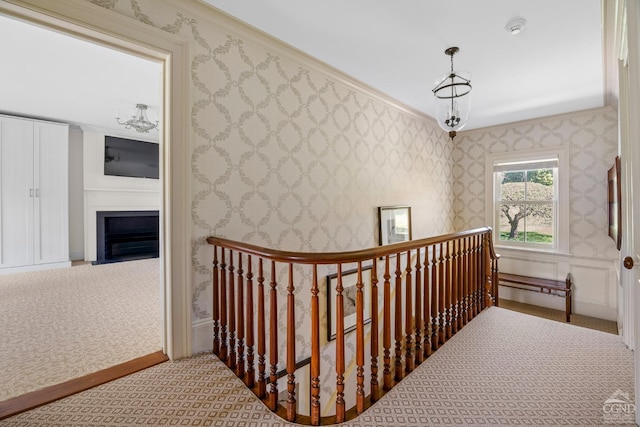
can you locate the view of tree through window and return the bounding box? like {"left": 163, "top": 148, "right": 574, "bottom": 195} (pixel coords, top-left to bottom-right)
{"left": 497, "top": 168, "right": 555, "bottom": 245}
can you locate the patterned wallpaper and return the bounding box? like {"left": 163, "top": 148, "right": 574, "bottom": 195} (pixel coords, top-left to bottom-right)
{"left": 85, "top": 0, "right": 454, "bottom": 322}
{"left": 453, "top": 108, "right": 619, "bottom": 260}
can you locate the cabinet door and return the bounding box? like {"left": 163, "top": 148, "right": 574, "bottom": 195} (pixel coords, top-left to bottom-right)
{"left": 0, "top": 117, "right": 34, "bottom": 268}
{"left": 33, "top": 122, "right": 69, "bottom": 264}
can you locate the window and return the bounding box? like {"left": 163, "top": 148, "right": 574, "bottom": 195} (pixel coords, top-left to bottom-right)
{"left": 485, "top": 149, "right": 569, "bottom": 253}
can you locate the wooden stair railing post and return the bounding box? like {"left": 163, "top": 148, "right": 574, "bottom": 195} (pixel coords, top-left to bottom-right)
{"left": 383, "top": 256, "right": 392, "bottom": 390}
{"left": 335, "top": 264, "right": 346, "bottom": 423}
{"left": 414, "top": 248, "right": 423, "bottom": 365}
{"left": 268, "top": 261, "right": 278, "bottom": 411}
{"left": 475, "top": 235, "right": 482, "bottom": 315}
{"left": 444, "top": 241, "right": 452, "bottom": 340}
{"left": 310, "top": 265, "right": 321, "bottom": 425}
{"left": 404, "top": 251, "right": 414, "bottom": 374}
{"left": 245, "top": 255, "right": 255, "bottom": 388}
{"left": 257, "top": 259, "right": 266, "bottom": 398}
{"left": 394, "top": 253, "right": 403, "bottom": 382}
{"left": 451, "top": 239, "right": 459, "bottom": 335}
{"left": 236, "top": 253, "right": 245, "bottom": 378}
{"left": 212, "top": 246, "right": 220, "bottom": 356}
{"left": 286, "top": 264, "right": 296, "bottom": 422}
{"left": 423, "top": 247, "right": 432, "bottom": 358}
{"left": 455, "top": 238, "right": 463, "bottom": 331}
{"left": 355, "top": 262, "right": 365, "bottom": 414}
{"left": 464, "top": 236, "right": 471, "bottom": 324}
{"left": 370, "top": 261, "right": 380, "bottom": 402}
{"left": 430, "top": 244, "right": 439, "bottom": 351}
{"left": 228, "top": 251, "right": 237, "bottom": 370}
{"left": 437, "top": 243, "right": 445, "bottom": 346}
{"left": 220, "top": 248, "right": 228, "bottom": 362}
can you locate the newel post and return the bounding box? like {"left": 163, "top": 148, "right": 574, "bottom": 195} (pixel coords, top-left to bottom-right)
{"left": 483, "top": 232, "right": 493, "bottom": 308}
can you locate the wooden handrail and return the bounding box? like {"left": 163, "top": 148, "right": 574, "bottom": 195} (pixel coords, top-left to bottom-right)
{"left": 207, "top": 227, "right": 499, "bottom": 425}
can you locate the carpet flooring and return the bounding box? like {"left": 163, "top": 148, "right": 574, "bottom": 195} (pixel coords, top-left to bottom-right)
{"left": 0, "top": 259, "right": 162, "bottom": 402}
{"left": 1, "top": 307, "right": 634, "bottom": 426}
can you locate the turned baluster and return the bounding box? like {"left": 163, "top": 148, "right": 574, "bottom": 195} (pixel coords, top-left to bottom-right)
{"left": 212, "top": 246, "right": 220, "bottom": 356}
{"left": 438, "top": 243, "right": 446, "bottom": 346}
{"left": 463, "top": 237, "right": 471, "bottom": 324}
{"left": 355, "top": 262, "right": 365, "bottom": 414}
{"left": 268, "top": 261, "right": 278, "bottom": 411}
{"left": 310, "top": 265, "right": 321, "bottom": 425}
{"left": 404, "top": 251, "right": 414, "bottom": 373}
{"left": 236, "top": 253, "right": 245, "bottom": 378}
{"left": 431, "top": 244, "right": 439, "bottom": 351}
{"left": 455, "top": 239, "right": 463, "bottom": 331}
{"left": 444, "top": 241, "right": 452, "bottom": 340}
{"left": 220, "top": 248, "right": 228, "bottom": 362}
{"left": 472, "top": 236, "right": 481, "bottom": 317}
{"left": 423, "top": 247, "right": 432, "bottom": 358}
{"left": 451, "top": 240, "right": 458, "bottom": 334}
{"left": 335, "top": 264, "right": 346, "bottom": 423}
{"left": 394, "top": 254, "right": 403, "bottom": 382}
{"left": 286, "top": 264, "right": 296, "bottom": 422}
{"left": 370, "top": 261, "right": 380, "bottom": 402}
{"left": 256, "top": 259, "right": 266, "bottom": 398}
{"left": 228, "top": 251, "right": 237, "bottom": 370}
{"left": 414, "top": 248, "right": 423, "bottom": 365}
{"left": 383, "top": 256, "right": 392, "bottom": 390}
{"left": 245, "top": 255, "right": 255, "bottom": 388}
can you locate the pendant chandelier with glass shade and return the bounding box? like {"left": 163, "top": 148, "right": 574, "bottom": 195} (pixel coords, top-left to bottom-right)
{"left": 116, "top": 103, "right": 158, "bottom": 133}
{"left": 432, "top": 47, "right": 471, "bottom": 141}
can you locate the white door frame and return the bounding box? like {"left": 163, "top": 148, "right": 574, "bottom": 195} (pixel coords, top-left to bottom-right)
{"left": 0, "top": 0, "right": 193, "bottom": 360}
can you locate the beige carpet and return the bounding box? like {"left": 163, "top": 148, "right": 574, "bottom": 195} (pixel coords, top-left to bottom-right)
{"left": 0, "top": 259, "right": 162, "bottom": 402}
{"left": 2, "top": 307, "right": 634, "bottom": 426}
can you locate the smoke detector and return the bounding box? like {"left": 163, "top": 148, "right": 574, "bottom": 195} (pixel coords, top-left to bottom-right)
{"left": 505, "top": 18, "right": 527, "bottom": 35}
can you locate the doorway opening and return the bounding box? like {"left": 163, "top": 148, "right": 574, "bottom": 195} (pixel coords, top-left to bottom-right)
{"left": 0, "top": 5, "right": 177, "bottom": 416}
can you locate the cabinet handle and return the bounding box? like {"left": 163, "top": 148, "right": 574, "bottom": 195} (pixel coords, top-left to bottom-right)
{"left": 29, "top": 189, "right": 33, "bottom": 198}
{"left": 35, "top": 189, "right": 39, "bottom": 198}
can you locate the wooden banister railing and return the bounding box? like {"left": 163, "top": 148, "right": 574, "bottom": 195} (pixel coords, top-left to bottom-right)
{"left": 207, "top": 227, "right": 500, "bottom": 425}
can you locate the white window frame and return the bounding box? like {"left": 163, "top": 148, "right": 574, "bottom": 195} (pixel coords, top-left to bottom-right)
{"left": 485, "top": 147, "right": 570, "bottom": 255}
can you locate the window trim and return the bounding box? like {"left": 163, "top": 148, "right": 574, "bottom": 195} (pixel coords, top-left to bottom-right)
{"left": 485, "top": 147, "right": 570, "bottom": 255}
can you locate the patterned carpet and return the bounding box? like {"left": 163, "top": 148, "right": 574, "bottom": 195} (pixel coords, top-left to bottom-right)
{"left": 2, "top": 307, "right": 634, "bottom": 426}
{"left": 0, "top": 259, "right": 162, "bottom": 402}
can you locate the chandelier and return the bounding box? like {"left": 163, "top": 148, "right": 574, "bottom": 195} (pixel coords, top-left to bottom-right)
{"left": 116, "top": 104, "right": 158, "bottom": 133}
{"left": 432, "top": 47, "right": 472, "bottom": 140}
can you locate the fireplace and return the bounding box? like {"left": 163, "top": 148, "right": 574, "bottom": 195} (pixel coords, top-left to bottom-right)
{"left": 95, "top": 210, "right": 159, "bottom": 264}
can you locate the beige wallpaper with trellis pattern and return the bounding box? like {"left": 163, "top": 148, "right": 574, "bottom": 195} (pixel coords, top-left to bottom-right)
{"left": 85, "top": 0, "right": 454, "bottom": 323}
{"left": 453, "top": 108, "right": 618, "bottom": 260}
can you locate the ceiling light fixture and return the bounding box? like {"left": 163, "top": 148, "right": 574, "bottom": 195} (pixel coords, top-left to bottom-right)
{"left": 432, "top": 47, "right": 472, "bottom": 141}
{"left": 116, "top": 104, "right": 158, "bottom": 133}
{"left": 505, "top": 18, "right": 527, "bottom": 35}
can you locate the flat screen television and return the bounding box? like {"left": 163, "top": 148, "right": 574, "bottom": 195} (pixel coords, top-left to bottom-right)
{"left": 104, "top": 136, "right": 159, "bottom": 179}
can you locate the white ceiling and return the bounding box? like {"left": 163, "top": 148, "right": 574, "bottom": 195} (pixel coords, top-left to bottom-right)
{"left": 204, "top": 0, "right": 605, "bottom": 130}
{"left": 0, "top": 1, "right": 604, "bottom": 134}
{"left": 0, "top": 14, "right": 162, "bottom": 140}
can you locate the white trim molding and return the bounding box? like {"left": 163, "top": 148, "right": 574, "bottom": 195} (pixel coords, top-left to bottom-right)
{"left": 1, "top": 0, "right": 193, "bottom": 360}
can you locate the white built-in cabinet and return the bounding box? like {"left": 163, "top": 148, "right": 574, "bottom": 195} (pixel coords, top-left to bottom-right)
{"left": 0, "top": 114, "right": 70, "bottom": 273}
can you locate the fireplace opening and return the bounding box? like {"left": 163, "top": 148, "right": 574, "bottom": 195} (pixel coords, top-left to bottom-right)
{"left": 95, "top": 210, "right": 159, "bottom": 264}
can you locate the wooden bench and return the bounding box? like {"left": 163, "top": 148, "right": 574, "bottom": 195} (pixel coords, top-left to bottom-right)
{"left": 498, "top": 272, "right": 573, "bottom": 322}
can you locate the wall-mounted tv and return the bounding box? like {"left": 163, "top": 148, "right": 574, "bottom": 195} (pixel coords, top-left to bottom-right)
{"left": 104, "top": 136, "right": 159, "bottom": 179}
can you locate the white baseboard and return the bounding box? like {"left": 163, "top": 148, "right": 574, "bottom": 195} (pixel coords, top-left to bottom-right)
{"left": 0, "top": 261, "right": 72, "bottom": 275}
{"left": 192, "top": 318, "right": 213, "bottom": 354}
